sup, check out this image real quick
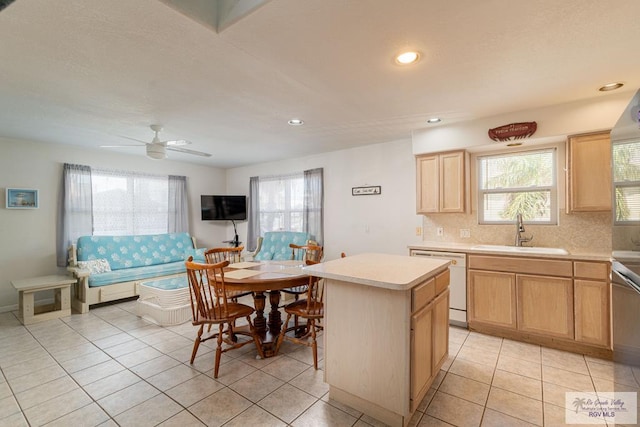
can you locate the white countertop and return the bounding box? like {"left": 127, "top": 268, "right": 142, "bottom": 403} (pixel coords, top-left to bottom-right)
{"left": 303, "top": 252, "right": 450, "bottom": 291}
{"left": 408, "top": 241, "right": 612, "bottom": 262}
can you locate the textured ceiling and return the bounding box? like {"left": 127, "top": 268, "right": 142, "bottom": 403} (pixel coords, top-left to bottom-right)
{"left": 1, "top": 0, "right": 639, "bottom": 167}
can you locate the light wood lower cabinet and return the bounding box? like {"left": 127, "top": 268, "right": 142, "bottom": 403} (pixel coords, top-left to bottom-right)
{"left": 410, "top": 297, "right": 433, "bottom": 402}
{"left": 468, "top": 270, "right": 516, "bottom": 329}
{"left": 517, "top": 274, "right": 574, "bottom": 339}
{"left": 575, "top": 280, "right": 610, "bottom": 346}
{"left": 432, "top": 290, "right": 450, "bottom": 370}
{"left": 468, "top": 255, "right": 612, "bottom": 355}
{"left": 410, "top": 287, "right": 450, "bottom": 412}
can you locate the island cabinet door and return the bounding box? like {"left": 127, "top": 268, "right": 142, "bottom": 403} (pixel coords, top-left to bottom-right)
{"left": 410, "top": 301, "right": 433, "bottom": 406}
{"left": 432, "top": 289, "right": 450, "bottom": 371}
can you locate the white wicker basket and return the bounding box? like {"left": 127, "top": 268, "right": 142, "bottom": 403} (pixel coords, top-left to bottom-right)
{"left": 136, "top": 275, "right": 192, "bottom": 325}
{"left": 136, "top": 299, "right": 192, "bottom": 326}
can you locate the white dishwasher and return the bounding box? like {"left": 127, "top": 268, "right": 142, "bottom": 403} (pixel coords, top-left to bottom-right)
{"left": 410, "top": 250, "right": 467, "bottom": 327}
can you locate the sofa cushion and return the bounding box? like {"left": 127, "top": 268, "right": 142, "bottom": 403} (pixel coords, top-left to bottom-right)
{"left": 88, "top": 261, "right": 186, "bottom": 287}
{"left": 254, "top": 231, "right": 310, "bottom": 261}
{"left": 77, "top": 233, "right": 195, "bottom": 270}
{"left": 184, "top": 248, "right": 206, "bottom": 262}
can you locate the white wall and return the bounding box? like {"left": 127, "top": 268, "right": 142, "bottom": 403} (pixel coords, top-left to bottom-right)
{"left": 412, "top": 90, "right": 635, "bottom": 154}
{"left": 0, "top": 137, "right": 225, "bottom": 311}
{"left": 226, "top": 139, "right": 424, "bottom": 261}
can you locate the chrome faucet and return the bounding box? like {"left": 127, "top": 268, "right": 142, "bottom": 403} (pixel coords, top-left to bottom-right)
{"left": 515, "top": 213, "right": 533, "bottom": 246}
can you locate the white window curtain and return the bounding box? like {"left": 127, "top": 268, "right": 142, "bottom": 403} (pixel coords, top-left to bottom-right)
{"left": 168, "top": 175, "right": 188, "bottom": 233}
{"left": 246, "top": 176, "right": 260, "bottom": 252}
{"left": 91, "top": 168, "right": 169, "bottom": 235}
{"left": 304, "top": 168, "right": 324, "bottom": 245}
{"left": 57, "top": 165, "right": 189, "bottom": 265}
{"left": 56, "top": 163, "right": 93, "bottom": 267}
{"left": 246, "top": 168, "right": 324, "bottom": 249}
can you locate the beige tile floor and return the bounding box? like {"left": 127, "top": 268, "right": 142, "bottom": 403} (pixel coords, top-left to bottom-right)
{"left": 1, "top": 299, "right": 639, "bottom": 426}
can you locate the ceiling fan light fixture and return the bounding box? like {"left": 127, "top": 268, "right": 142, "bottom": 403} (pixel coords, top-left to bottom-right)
{"left": 146, "top": 144, "right": 167, "bottom": 160}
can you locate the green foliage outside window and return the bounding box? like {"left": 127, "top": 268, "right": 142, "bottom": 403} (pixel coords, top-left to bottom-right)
{"left": 478, "top": 149, "right": 554, "bottom": 223}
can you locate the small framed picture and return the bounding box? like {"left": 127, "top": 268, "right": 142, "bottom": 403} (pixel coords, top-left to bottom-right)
{"left": 6, "top": 188, "right": 39, "bottom": 209}
{"left": 352, "top": 186, "right": 382, "bottom": 196}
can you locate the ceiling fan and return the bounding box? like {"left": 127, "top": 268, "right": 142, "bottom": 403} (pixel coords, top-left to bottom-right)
{"left": 101, "top": 124, "right": 212, "bottom": 160}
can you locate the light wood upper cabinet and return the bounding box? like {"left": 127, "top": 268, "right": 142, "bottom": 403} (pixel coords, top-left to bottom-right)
{"left": 567, "top": 131, "right": 612, "bottom": 212}
{"left": 416, "top": 151, "right": 465, "bottom": 213}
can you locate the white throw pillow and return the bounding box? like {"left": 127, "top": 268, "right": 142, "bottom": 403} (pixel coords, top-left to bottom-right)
{"left": 77, "top": 258, "right": 111, "bottom": 274}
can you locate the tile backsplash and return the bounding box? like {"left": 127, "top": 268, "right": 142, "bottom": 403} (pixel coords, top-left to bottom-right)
{"left": 422, "top": 211, "right": 612, "bottom": 254}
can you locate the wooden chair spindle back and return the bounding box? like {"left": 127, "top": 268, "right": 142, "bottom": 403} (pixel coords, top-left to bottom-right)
{"left": 185, "top": 258, "right": 230, "bottom": 322}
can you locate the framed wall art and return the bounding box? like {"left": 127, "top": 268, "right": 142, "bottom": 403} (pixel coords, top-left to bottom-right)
{"left": 6, "top": 188, "right": 39, "bottom": 209}
{"left": 352, "top": 186, "right": 381, "bottom": 196}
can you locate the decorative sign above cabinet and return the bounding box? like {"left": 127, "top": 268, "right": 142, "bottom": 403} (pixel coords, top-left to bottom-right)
{"left": 488, "top": 121, "right": 537, "bottom": 142}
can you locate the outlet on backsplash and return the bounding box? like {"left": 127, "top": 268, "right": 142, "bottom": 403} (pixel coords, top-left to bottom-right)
{"left": 460, "top": 229, "right": 471, "bottom": 238}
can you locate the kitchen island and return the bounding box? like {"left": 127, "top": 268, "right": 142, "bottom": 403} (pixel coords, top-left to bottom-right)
{"left": 304, "top": 253, "right": 450, "bottom": 427}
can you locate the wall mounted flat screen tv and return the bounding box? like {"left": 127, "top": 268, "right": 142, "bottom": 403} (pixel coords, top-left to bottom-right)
{"left": 201, "top": 195, "right": 247, "bottom": 221}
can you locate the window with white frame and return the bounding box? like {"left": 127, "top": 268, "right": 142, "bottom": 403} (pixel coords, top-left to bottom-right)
{"left": 258, "top": 172, "right": 304, "bottom": 235}
{"left": 477, "top": 148, "right": 557, "bottom": 224}
{"left": 613, "top": 139, "right": 640, "bottom": 223}
{"left": 91, "top": 169, "right": 169, "bottom": 235}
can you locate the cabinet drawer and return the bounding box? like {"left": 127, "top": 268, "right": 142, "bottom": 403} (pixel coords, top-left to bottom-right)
{"left": 435, "top": 268, "right": 450, "bottom": 296}
{"left": 468, "top": 255, "right": 572, "bottom": 277}
{"left": 412, "top": 278, "right": 435, "bottom": 312}
{"left": 574, "top": 261, "right": 609, "bottom": 280}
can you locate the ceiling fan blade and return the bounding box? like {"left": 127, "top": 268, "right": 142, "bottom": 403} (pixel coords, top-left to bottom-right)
{"left": 164, "top": 139, "right": 191, "bottom": 147}
{"left": 119, "top": 135, "right": 150, "bottom": 145}
{"left": 167, "top": 146, "right": 212, "bottom": 157}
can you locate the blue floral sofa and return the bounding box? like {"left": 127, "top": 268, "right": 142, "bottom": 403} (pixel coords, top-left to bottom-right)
{"left": 252, "top": 231, "right": 311, "bottom": 261}
{"left": 68, "top": 232, "right": 203, "bottom": 313}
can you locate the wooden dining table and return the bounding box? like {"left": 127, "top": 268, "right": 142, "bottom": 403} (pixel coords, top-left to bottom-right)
{"left": 222, "top": 260, "right": 310, "bottom": 357}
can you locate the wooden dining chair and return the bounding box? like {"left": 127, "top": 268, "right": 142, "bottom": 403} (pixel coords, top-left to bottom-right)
{"left": 185, "top": 257, "right": 264, "bottom": 378}
{"left": 283, "top": 243, "right": 323, "bottom": 297}
{"left": 204, "top": 247, "right": 252, "bottom": 301}
{"left": 283, "top": 243, "right": 324, "bottom": 333}
{"left": 276, "top": 259, "right": 324, "bottom": 369}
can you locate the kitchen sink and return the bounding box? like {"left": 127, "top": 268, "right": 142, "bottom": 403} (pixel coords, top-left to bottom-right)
{"left": 471, "top": 245, "right": 569, "bottom": 255}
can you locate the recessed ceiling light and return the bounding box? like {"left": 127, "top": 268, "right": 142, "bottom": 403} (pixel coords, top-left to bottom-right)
{"left": 288, "top": 119, "right": 304, "bottom": 126}
{"left": 395, "top": 51, "right": 420, "bottom": 65}
{"left": 427, "top": 117, "right": 441, "bottom": 124}
{"left": 599, "top": 82, "right": 624, "bottom": 91}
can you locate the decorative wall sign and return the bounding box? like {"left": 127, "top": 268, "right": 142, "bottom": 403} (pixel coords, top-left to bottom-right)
{"left": 352, "top": 186, "right": 381, "bottom": 196}
{"left": 6, "top": 188, "right": 39, "bottom": 209}
{"left": 488, "top": 121, "right": 537, "bottom": 142}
